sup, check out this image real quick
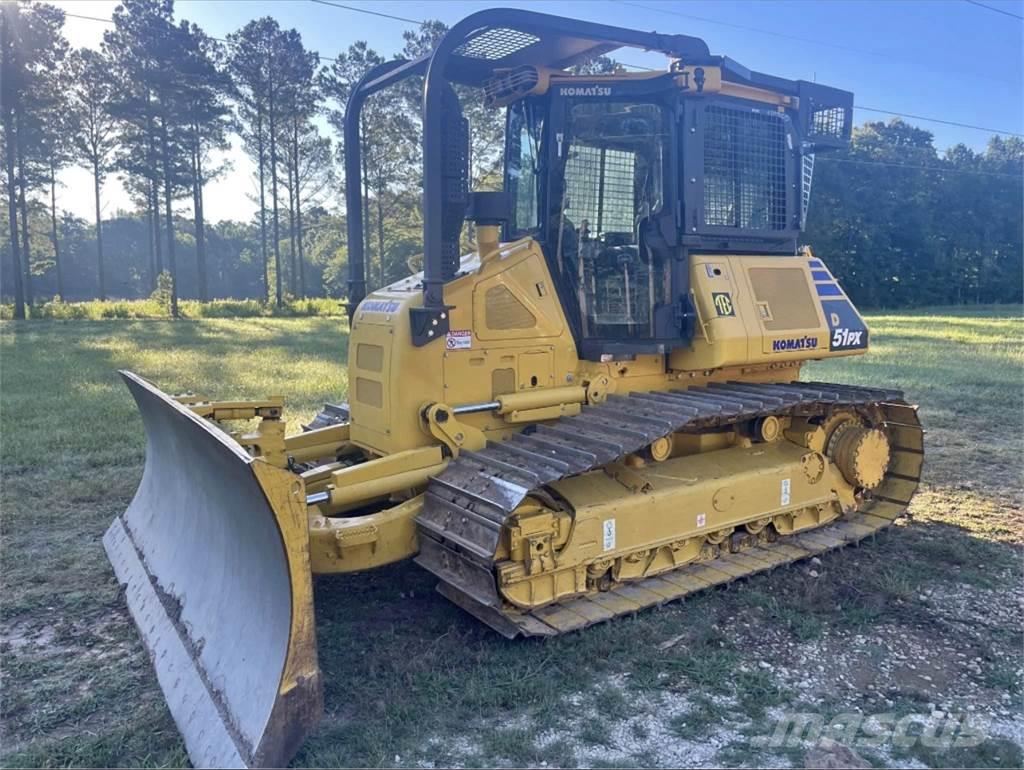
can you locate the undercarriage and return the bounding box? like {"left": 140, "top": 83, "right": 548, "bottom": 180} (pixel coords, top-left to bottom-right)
{"left": 417, "top": 381, "right": 923, "bottom": 636}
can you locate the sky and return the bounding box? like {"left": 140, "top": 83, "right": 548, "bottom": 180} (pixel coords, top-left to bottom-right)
{"left": 53, "top": 0, "right": 1024, "bottom": 225}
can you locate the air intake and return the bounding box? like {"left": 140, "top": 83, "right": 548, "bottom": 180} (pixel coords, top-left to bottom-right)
{"left": 483, "top": 66, "right": 549, "bottom": 107}
{"left": 454, "top": 27, "right": 540, "bottom": 60}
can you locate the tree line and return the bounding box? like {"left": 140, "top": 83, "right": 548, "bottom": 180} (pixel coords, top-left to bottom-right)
{"left": 804, "top": 122, "right": 1022, "bottom": 307}
{"left": 0, "top": 0, "right": 464, "bottom": 318}
{"left": 1, "top": 0, "right": 1021, "bottom": 319}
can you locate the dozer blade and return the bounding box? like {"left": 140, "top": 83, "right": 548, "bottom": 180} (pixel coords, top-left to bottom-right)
{"left": 104, "top": 371, "right": 322, "bottom": 768}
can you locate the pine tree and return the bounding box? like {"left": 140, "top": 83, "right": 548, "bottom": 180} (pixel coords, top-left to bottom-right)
{"left": 321, "top": 40, "right": 417, "bottom": 289}
{"left": 1, "top": 1, "right": 67, "bottom": 316}
{"left": 227, "top": 18, "right": 277, "bottom": 302}
{"left": 105, "top": 0, "right": 193, "bottom": 315}
{"left": 177, "top": 21, "right": 231, "bottom": 301}
{"left": 67, "top": 49, "right": 118, "bottom": 300}
{"left": 39, "top": 62, "right": 72, "bottom": 300}
{"left": 276, "top": 33, "right": 319, "bottom": 298}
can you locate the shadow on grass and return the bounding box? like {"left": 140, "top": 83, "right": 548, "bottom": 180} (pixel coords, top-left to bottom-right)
{"left": 299, "top": 513, "right": 1021, "bottom": 767}
{"left": 2, "top": 312, "right": 1021, "bottom": 768}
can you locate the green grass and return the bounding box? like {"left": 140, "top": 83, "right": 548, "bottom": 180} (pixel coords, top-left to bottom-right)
{"left": 1, "top": 305, "right": 1021, "bottom": 768}
{"left": 0, "top": 296, "right": 345, "bottom": 320}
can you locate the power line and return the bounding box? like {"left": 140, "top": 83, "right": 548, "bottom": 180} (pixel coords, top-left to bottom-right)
{"left": 855, "top": 106, "right": 1022, "bottom": 137}
{"left": 602, "top": 67, "right": 1022, "bottom": 136}
{"left": 619, "top": 0, "right": 1020, "bottom": 86}
{"left": 70, "top": 4, "right": 1020, "bottom": 137}
{"left": 64, "top": 11, "right": 115, "bottom": 25}
{"left": 304, "top": 1, "right": 657, "bottom": 73}
{"left": 817, "top": 156, "right": 1022, "bottom": 180}
{"left": 308, "top": 0, "right": 423, "bottom": 25}
{"left": 963, "top": 0, "right": 1024, "bottom": 20}
{"left": 304, "top": 0, "right": 1021, "bottom": 136}
{"left": 621, "top": 0, "right": 895, "bottom": 56}
{"left": 62, "top": 10, "right": 338, "bottom": 63}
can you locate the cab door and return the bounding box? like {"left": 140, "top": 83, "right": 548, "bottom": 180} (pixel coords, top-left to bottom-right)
{"left": 542, "top": 81, "right": 683, "bottom": 359}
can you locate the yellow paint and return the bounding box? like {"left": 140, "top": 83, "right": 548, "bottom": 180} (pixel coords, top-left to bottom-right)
{"left": 308, "top": 496, "right": 423, "bottom": 574}
{"left": 323, "top": 446, "right": 447, "bottom": 512}
{"left": 251, "top": 461, "right": 321, "bottom": 706}
{"left": 489, "top": 406, "right": 903, "bottom": 610}
{"left": 171, "top": 236, "right": 876, "bottom": 577}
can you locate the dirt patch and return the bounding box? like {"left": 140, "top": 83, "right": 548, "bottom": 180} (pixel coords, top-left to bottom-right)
{"left": 406, "top": 522, "right": 1023, "bottom": 768}
{"left": 1, "top": 620, "right": 59, "bottom": 653}
{"left": 3, "top": 309, "right": 1022, "bottom": 768}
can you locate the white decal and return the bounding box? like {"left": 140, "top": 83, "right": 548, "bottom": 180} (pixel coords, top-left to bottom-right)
{"left": 781, "top": 478, "right": 791, "bottom": 506}
{"left": 559, "top": 85, "right": 612, "bottom": 97}
{"left": 697, "top": 513, "right": 707, "bottom": 528}
{"left": 361, "top": 299, "right": 400, "bottom": 314}
{"left": 445, "top": 330, "right": 472, "bottom": 350}
{"left": 602, "top": 519, "right": 616, "bottom": 551}
{"left": 831, "top": 328, "right": 865, "bottom": 348}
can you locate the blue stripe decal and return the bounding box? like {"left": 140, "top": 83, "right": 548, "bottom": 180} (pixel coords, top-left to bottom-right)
{"left": 811, "top": 270, "right": 832, "bottom": 282}
{"left": 808, "top": 259, "right": 824, "bottom": 268}
{"left": 816, "top": 283, "right": 843, "bottom": 297}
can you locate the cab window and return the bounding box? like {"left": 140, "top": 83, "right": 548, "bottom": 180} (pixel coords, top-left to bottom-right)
{"left": 554, "top": 101, "right": 669, "bottom": 339}
{"left": 505, "top": 100, "right": 543, "bottom": 235}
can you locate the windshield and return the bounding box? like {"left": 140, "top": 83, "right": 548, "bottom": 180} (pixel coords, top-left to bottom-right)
{"left": 554, "top": 101, "right": 669, "bottom": 339}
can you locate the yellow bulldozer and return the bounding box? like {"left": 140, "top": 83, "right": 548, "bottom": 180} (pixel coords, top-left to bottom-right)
{"left": 104, "top": 9, "right": 923, "bottom": 768}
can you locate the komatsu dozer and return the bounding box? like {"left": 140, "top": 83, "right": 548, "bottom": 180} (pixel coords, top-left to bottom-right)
{"left": 104, "top": 8, "right": 923, "bottom": 767}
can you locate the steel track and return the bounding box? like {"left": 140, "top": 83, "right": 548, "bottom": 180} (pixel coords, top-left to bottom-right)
{"left": 415, "top": 381, "right": 923, "bottom": 637}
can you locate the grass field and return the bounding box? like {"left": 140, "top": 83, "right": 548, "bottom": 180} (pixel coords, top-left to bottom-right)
{"left": 0, "top": 297, "right": 345, "bottom": 320}
{"left": 1, "top": 306, "right": 1022, "bottom": 768}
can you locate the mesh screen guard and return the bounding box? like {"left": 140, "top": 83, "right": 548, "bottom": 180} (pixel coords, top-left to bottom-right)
{"left": 703, "top": 105, "right": 788, "bottom": 231}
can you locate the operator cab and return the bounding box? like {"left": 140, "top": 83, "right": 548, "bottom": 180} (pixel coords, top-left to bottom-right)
{"left": 501, "top": 65, "right": 849, "bottom": 359}
{"left": 343, "top": 9, "right": 853, "bottom": 360}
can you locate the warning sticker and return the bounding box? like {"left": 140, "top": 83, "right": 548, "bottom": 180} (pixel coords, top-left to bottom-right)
{"left": 781, "top": 478, "right": 791, "bottom": 506}
{"left": 445, "top": 330, "right": 472, "bottom": 350}
{"left": 602, "top": 519, "right": 616, "bottom": 551}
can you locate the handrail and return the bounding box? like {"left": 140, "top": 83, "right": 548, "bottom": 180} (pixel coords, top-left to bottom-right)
{"left": 343, "top": 57, "right": 428, "bottom": 318}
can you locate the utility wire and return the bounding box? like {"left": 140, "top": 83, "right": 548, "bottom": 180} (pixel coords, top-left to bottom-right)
{"left": 621, "top": 0, "right": 900, "bottom": 57}
{"left": 963, "top": 0, "right": 1024, "bottom": 20}
{"left": 304, "top": 0, "right": 1021, "bottom": 136}
{"left": 64, "top": 12, "right": 114, "bottom": 24}
{"left": 563, "top": 61, "right": 1022, "bottom": 136}
{"left": 56, "top": 7, "right": 1024, "bottom": 192}
{"left": 62, "top": 10, "right": 338, "bottom": 63}
{"left": 854, "top": 106, "right": 1022, "bottom": 137}
{"left": 67, "top": 5, "right": 1020, "bottom": 137}
{"left": 817, "top": 156, "right": 1022, "bottom": 180}
{"left": 619, "top": 0, "right": 1020, "bottom": 87}
{"left": 308, "top": 0, "right": 423, "bottom": 25}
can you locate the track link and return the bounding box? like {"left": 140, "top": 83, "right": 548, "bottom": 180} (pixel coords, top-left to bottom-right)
{"left": 416, "top": 381, "right": 923, "bottom": 637}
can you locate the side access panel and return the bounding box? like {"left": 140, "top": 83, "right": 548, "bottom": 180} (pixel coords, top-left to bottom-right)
{"left": 677, "top": 254, "right": 867, "bottom": 371}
